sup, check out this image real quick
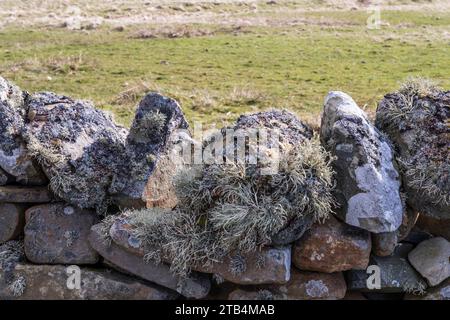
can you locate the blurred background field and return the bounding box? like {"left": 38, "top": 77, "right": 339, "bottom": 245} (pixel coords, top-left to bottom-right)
{"left": 0, "top": 0, "right": 449, "bottom": 127}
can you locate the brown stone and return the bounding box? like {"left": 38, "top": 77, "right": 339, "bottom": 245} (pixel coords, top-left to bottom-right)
{"left": 89, "top": 224, "right": 211, "bottom": 299}
{"left": 0, "top": 186, "right": 53, "bottom": 203}
{"left": 372, "top": 232, "right": 398, "bottom": 257}
{"left": 397, "top": 206, "right": 419, "bottom": 241}
{"left": 292, "top": 215, "right": 371, "bottom": 273}
{"left": 0, "top": 203, "right": 27, "bottom": 244}
{"left": 110, "top": 216, "right": 291, "bottom": 285}
{"left": 24, "top": 203, "right": 99, "bottom": 264}
{"left": 416, "top": 214, "right": 450, "bottom": 241}
{"left": 343, "top": 291, "right": 367, "bottom": 300}
{"left": 229, "top": 269, "right": 347, "bottom": 300}
{"left": 0, "top": 263, "right": 178, "bottom": 300}
{"left": 408, "top": 237, "right": 450, "bottom": 286}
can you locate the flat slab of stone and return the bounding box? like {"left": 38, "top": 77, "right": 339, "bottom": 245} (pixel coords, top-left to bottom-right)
{"left": 0, "top": 263, "right": 178, "bottom": 300}
{"left": 24, "top": 203, "right": 99, "bottom": 264}
{"left": 89, "top": 224, "right": 211, "bottom": 299}
{"left": 293, "top": 215, "right": 371, "bottom": 273}
{"left": 228, "top": 269, "right": 347, "bottom": 300}
{"left": 110, "top": 216, "right": 291, "bottom": 285}
{"left": 0, "top": 203, "right": 27, "bottom": 244}
{"left": 0, "top": 186, "right": 53, "bottom": 203}
{"left": 408, "top": 237, "right": 450, "bottom": 286}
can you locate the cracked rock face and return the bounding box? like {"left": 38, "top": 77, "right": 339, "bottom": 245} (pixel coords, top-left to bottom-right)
{"left": 376, "top": 89, "right": 450, "bottom": 219}
{"left": 0, "top": 77, "right": 47, "bottom": 185}
{"left": 320, "top": 91, "right": 403, "bottom": 233}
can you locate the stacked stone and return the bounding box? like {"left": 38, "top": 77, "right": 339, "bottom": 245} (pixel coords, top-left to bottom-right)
{"left": 1, "top": 76, "right": 449, "bottom": 300}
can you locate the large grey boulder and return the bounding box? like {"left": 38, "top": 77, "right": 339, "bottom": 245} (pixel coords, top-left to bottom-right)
{"left": 0, "top": 77, "right": 47, "bottom": 185}
{"left": 320, "top": 91, "right": 403, "bottom": 233}
{"left": 375, "top": 84, "right": 449, "bottom": 219}
{"left": 23, "top": 92, "right": 128, "bottom": 212}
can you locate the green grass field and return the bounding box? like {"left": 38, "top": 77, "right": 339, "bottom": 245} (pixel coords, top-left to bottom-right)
{"left": 0, "top": 1, "right": 449, "bottom": 127}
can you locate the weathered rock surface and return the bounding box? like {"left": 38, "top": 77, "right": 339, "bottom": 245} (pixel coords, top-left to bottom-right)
{"left": 405, "top": 278, "right": 450, "bottom": 300}
{"left": 293, "top": 215, "right": 371, "bottom": 273}
{"left": 372, "top": 232, "right": 398, "bottom": 257}
{"left": 0, "top": 77, "right": 47, "bottom": 186}
{"left": 23, "top": 91, "right": 128, "bottom": 212}
{"left": 23, "top": 90, "right": 189, "bottom": 212}
{"left": 227, "top": 269, "right": 347, "bottom": 300}
{"left": 89, "top": 224, "right": 210, "bottom": 299}
{"left": 0, "top": 186, "right": 53, "bottom": 203}
{"left": 320, "top": 91, "right": 403, "bottom": 233}
{"left": 0, "top": 168, "right": 10, "bottom": 185}
{"left": 110, "top": 216, "right": 291, "bottom": 285}
{"left": 376, "top": 88, "right": 450, "bottom": 219}
{"left": 346, "top": 244, "right": 427, "bottom": 293}
{"left": 408, "top": 237, "right": 450, "bottom": 286}
{"left": 111, "top": 93, "right": 190, "bottom": 209}
{"left": 416, "top": 214, "right": 450, "bottom": 241}
{"left": 0, "top": 203, "right": 27, "bottom": 244}
{"left": 0, "top": 263, "right": 178, "bottom": 300}
{"left": 271, "top": 214, "right": 314, "bottom": 246}
{"left": 24, "top": 203, "right": 99, "bottom": 264}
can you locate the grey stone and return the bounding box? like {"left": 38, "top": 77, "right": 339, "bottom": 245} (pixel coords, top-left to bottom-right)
{"left": 0, "top": 263, "right": 178, "bottom": 300}
{"left": 408, "top": 237, "right": 450, "bottom": 286}
{"left": 24, "top": 203, "right": 99, "bottom": 264}
{"left": 0, "top": 77, "right": 47, "bottom": 185}
{"left": 376, "top": 89, "right": 449, "bottom": 219}
{"left": 0, "top": 204, "right": 27, "bottom": 244}
{"left": 320, "top": 91, "right": 403, "bottom": 233}
{"left": 89, "top": 224, "right": 210, "bottom": 299}
{"left": 271, "top": 214, "right": 314, "bottom": 246}
{"left": 346, "top": 244, "right": 427, "bottom": 293}
{"left": 109, "top": 216, "right": 291, "bottom": 285}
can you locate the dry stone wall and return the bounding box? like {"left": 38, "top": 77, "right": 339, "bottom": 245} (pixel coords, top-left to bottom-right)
{"left": 0, "top": 76, "right": 449, "bottom": 300}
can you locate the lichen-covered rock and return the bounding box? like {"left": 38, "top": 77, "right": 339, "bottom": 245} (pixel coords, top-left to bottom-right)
{"left": 23, "top": 92, "right": 128, "bottom": 212}
{"left": 110, "top": 93, "right": 189, "bottom": 209}
{"left": 292, "top": 215, "right": 371, "bottom": 273}
{"left": 24, "top": 203, "right": 99, "bottom": 264}
{"left": 320, "top": 91, "right": 403, "bottom": 233}
{"left": 408, "top": 237, "right": 450, "bottom": 286}
{"left": 0, "top": 263, "right": 178, "bottom": 300}
{"left": 405, "top": 278, "right": 450, "bottom": 300}
{"left": 0, "top": 204, "right": 27, "bottom": 244}
{"left": 88, "top": 223, "right": 211, "bottom": 299}
{"left": 375, "top": 81, "right": 449, "bottom": 219}
{"left": 23, "top": 90, "right": 189, "bottom": 212}
{"left": 346, "top": 244, "right": 427, "bottom": 293}
{"left": 372, "top": 232, "right": 398, "bottom": 257}
{"left": 0, "top": 77, "right": 47, "bottom": 185}
{"left": 227, "top": 269, "right": 347, "bottom": 300}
